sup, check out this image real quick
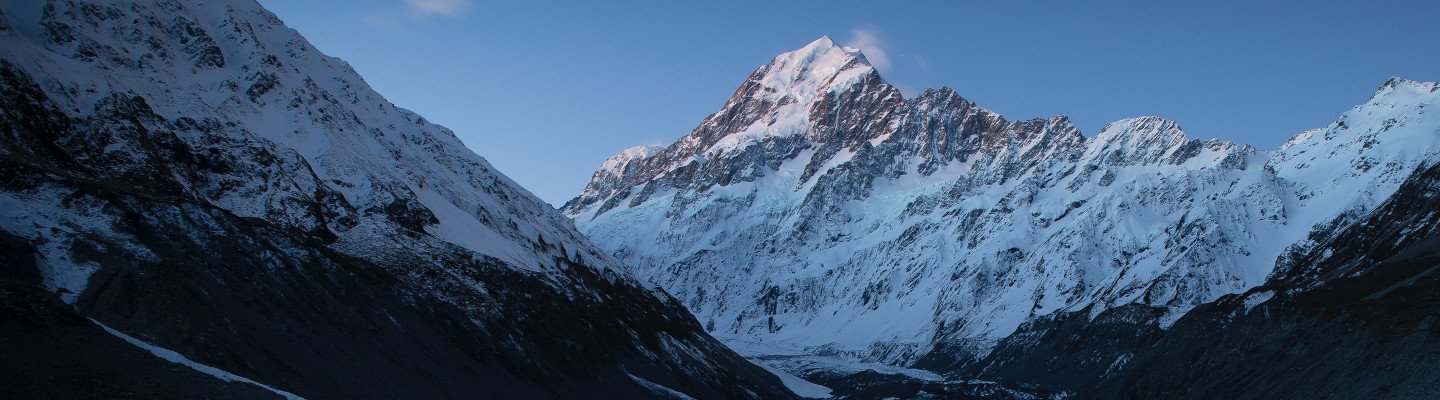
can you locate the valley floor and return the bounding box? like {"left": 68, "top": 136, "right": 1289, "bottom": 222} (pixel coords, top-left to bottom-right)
{"left": 729, "top": 339, "right": 1061, "bottom": 399}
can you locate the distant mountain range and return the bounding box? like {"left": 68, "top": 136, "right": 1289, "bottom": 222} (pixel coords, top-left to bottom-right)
{"left": 565, "top": 36, "right": 1440, "bottom": 398}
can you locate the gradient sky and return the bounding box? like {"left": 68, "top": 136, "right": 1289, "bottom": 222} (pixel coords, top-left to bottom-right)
{"left": 257, "top": 0, "right": 1439, "bottom": 206}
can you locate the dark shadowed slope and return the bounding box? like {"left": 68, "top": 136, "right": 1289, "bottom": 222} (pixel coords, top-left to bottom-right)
{"left": 0, "top": 1, "right": 795, "bottom": 398}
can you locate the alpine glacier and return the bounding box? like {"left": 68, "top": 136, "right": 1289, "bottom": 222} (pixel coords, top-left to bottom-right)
{"left": 564, "top": 36, "right": 1440, "bottom": 368}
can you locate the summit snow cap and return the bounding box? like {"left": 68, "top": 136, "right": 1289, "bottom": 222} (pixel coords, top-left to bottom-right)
{"left": 1368, "top": 77, "right": 1439, "bottom": 107}
{"left": 754, "top": 36, "right": 879, "bottom": 101}
{"left": 1085, "top": 116, "right": 1195, "bottom": 164}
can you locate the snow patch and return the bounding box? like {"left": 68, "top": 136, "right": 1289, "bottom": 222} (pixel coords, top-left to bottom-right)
{"left": 626, "top": 373, "right": 697, "bottom": 400}
{"left": 92, "top": 319, "right": 305, "bottom": 400}
{"left": 756, "top": 363, "right": 833, "bottom": 399}
{"left": 1242, "top": 290, "right": 1275, "bottom": 313}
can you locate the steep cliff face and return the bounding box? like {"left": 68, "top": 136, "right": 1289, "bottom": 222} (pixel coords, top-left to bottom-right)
{"left": 566, "top": 35, "right": 1440, "bottom": 374}
{"left": 0, "top": 1, "right": 797, "bottom": 398}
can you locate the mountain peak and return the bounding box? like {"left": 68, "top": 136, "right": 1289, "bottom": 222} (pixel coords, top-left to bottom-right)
{"left": 1368, "top": 76, "right": 1439, "bottom": 107}
{"left": 755, "top": 36, "right": 878, "bottom": 98}
{"left": 803, "top": 35, "right": 837, "bottom": 50}
{"left": 1082, "top": 116, "right": 1208, "bottom": 166}
{"left": 788, "top": 35, "right": 862, "bottom": 62}
{"left": 596, "top": 145, "right": 662, "bottom": 177}
{"left": 1095, "top": 116, "right": 1187, "bottom": 141}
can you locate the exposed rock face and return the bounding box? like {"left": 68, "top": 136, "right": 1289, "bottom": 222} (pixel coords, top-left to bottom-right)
{"left": 0, "top": 1, "right": 797, "bottom": 398}
{"left": 566, "top": 35, "right": 1440, "bottom": 376}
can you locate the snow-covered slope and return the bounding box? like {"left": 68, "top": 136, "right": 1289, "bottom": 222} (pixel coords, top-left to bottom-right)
{"left": 1091, "top": 159, "right": 1440, "bottom": 399}
{"left": 0, "top": 1, "right": 795, "bottom": 398}
{"left": 565, "top": 37, "right": 1440, "bottom": 367}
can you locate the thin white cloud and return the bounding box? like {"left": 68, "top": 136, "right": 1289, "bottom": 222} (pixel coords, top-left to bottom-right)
{"left": 363, "top": 0, "right": 470, "bottom": 28}
{"left": 406, "top": 0, "right": 471, "bottom": 17}
{"left": 847, "top": 27, "right": 893, "bottom": 72}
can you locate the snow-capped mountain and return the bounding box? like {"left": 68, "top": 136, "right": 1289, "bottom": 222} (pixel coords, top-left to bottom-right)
{"left": 0, "top": 1, "right": 798, "bottom": 398}
{"left": 565, "top": 36, "right": 1440, "bottom": 369}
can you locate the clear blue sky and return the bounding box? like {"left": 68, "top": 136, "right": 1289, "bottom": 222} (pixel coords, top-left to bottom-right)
{"left": 257, "top": 0, "right": 1439, "bottom": 206}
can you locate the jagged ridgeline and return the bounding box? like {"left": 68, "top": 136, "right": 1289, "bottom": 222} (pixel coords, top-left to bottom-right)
{"left": 0, "top": 1, "right": 801, "bottom": 399}
{"left": 566, "top": 36, "right": 1440, "bottom": 396}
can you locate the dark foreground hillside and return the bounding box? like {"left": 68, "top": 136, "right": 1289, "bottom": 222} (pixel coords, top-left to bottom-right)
{"left": 0, "top": 1, "right": 795, "bottom": 398}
